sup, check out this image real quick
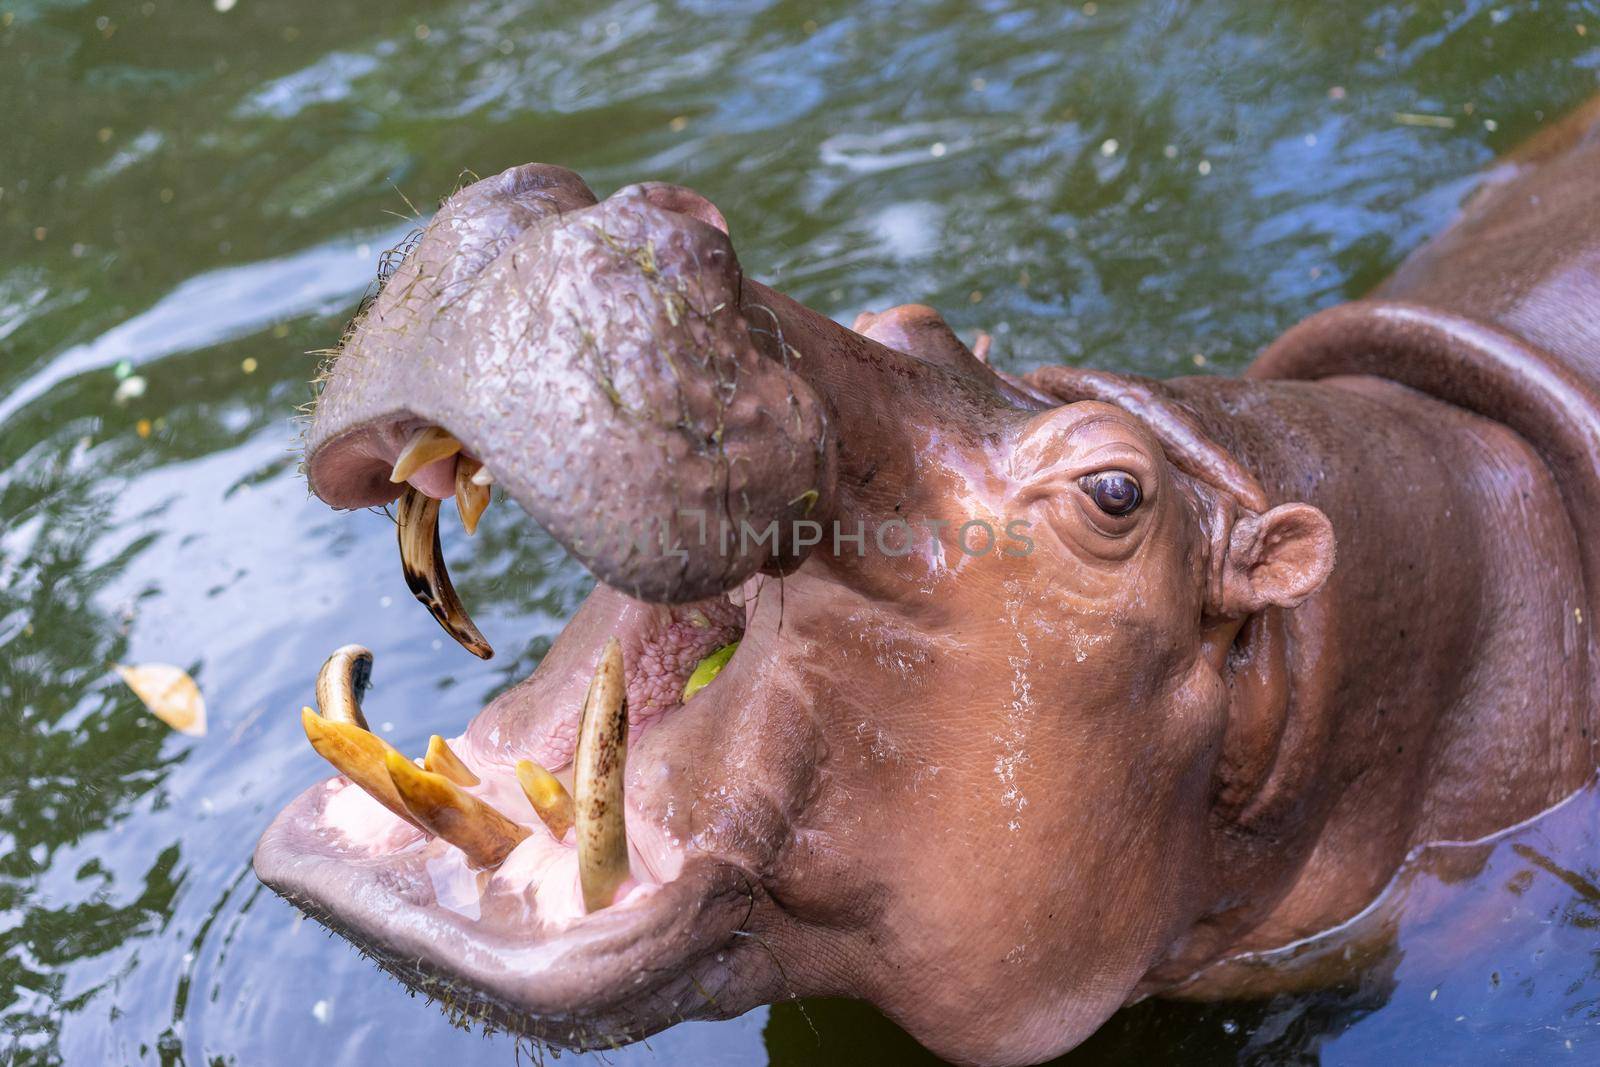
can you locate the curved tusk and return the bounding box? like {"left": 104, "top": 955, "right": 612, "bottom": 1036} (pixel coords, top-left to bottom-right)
{"left": 424, "top": 734, "right": 480, "bottom": 787}
{"left": 397, "top": 486, "right": 493, "bottom": 659}
{"left": 390, "top": 426, "right": 462, "bottom": 484}
{"left": 315, "top": 644, "right": 373, "bottom": 729}
{"left": 301, "top": 707, "right": 424, "bottom": 832}
{"left": 454, "top": 455, "right": 492, "bottom": 536}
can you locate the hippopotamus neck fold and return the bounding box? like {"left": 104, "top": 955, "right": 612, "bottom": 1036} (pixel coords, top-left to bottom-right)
{"left": 1158, "top": 116, "right": 1600, "bottom": 988}
{"left": 1141, "top": 368, "right": 1596, "bottom": 989}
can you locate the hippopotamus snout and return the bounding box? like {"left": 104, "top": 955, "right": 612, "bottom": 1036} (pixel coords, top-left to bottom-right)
{"left": 305, "top": 164, "right": 836, "bottom": 603}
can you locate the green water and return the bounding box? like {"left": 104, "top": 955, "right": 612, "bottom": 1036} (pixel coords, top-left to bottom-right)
{"left": 3, "top": 0, "right": 1599, "bottom": 1063}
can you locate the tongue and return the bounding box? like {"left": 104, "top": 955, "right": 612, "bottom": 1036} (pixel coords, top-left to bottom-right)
{"left": 405, "top": 455, "right": 457, "bottom": 500}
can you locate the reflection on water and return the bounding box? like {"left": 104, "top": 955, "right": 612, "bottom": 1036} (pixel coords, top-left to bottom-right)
{"left": 2, "top": 0, "right": 1598, "bottom": 1062}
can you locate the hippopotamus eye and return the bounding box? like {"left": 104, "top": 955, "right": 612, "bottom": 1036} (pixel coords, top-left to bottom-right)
{"left": 1081, "top": 470, "right": 1142, "bottom": 516}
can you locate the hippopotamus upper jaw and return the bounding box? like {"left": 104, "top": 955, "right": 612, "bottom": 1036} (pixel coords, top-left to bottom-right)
{"left": 304, "top": 164, "right": 838, "bottom": 605}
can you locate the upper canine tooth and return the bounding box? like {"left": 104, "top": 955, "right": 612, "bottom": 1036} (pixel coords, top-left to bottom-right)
{"left": 397, "top": 486, "right": 494, "bottom": 659}
{"left": 315, "top": 644, "right": 373, "bottom": 729}
{"left": 390, "top": 426, "right": 462, "bottom": 484}
{"left": 574, "top": 638, "right": 631, "bottom": 911}
{"left": 424, "top": 734, "right": 480, "bottom": 786}
{"left": 470, "top": 465, "right": 494, "bottom": 487}
{"left": 454, "top": 456, "right": 491, "bottom": 536}
{"left": 383, "top": 750, "right": 529, "bottom": 868}
{"left": 301, "top": 707, "right": 425, "bottom": 831}
{"left": 516, "top": 759, "right": 575, "bottom": 839}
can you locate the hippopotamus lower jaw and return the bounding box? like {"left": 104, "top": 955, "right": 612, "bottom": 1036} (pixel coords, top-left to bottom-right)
{"left": 253, "top": 576, "right": 814, "bottom": 1044}
{"left": 254, "top": 797, "right": 760, "bottom": 1039}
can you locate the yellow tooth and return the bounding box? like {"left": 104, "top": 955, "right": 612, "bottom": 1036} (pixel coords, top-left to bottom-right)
{"left": 383, "top": 750, "right": 529, "bottom": 869}
{"left": 397, "top": 486, "right": 494, "bottom": 660}
{"left": 315, "top": 644, "right": 373, "bottom": 729}
{"left": 301, "top": 707, "right": 424, "bottom": 831}
{"left": 574, "top": 638, "right": 631, "bottom": 911}
{"left": 390, "top": 426, "right": 462, "bottom": 484}
{"left": 424, "top": 734, "right": 480, "bottom": 786}
{"left": 516, "top": 759, "right": 575, "bottom": 840}
{"left": 454, "top": 456, "right": 491, "bottom": 536}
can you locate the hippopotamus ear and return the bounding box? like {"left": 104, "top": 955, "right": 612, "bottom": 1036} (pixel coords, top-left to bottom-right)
{"left": 852, "top": 304, "right": 979, "bottom": 369}
{"left": 1218, "top": 503, "right": 1336, "bottom": 613}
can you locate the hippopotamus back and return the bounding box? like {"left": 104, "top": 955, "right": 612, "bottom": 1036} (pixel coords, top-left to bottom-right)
{"left": 1253, "top": 95, "right": 1600, "bottom": 601}
{"left": 1377, "top": 95, "right": 1600, "bottom": 362}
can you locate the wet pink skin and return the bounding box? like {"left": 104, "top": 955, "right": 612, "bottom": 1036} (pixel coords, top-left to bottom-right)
{"left": 257, "top": 98, "right": 1600, "bottom": 1066}
{"left": 406, "top": 455, "right": 458, "bottom": 500}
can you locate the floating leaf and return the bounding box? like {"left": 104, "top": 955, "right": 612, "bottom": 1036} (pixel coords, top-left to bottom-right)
{"left": 117, "top": 663, "right": 207, "bottom": 736}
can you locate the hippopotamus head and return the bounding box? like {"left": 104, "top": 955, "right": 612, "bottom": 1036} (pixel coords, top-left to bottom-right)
{"left": 254, "top": 163, "right": 1335, "bottom": 1064}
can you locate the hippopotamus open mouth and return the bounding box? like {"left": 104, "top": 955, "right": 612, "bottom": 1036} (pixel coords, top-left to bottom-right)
{"left": 255, "top": 162, "right": 1348, "bottom": 1064}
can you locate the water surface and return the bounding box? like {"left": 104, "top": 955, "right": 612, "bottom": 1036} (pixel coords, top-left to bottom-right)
{"left": 3, "top": 0, "right": 1599, "bottom": 1062}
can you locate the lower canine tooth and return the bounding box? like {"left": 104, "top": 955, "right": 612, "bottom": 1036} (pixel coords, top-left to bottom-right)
{"left": 315, "top": 644, "right": 373, "bottom": 729}
{"left": 301, "top": 707, "right": 424, "bottom": 831}
{"left": 516, "top": 759, "right": 575, "bottom": 839}
{"left": 424, "top": 735, "right": 480, "bottom": 786}
{"left": 397, "top": 486, "right": 494, "bottom": 659}
{"left": 575, "top": 638, "right": 631, "bottom": 911}
{"left": 454, "top": 456, "right": 491, "bottom": 536}
{"left": 383, "top": 750, "right": 529, "bottom": 868}
{"left": 390, "top": 426, "right": 462, "bottom": 484}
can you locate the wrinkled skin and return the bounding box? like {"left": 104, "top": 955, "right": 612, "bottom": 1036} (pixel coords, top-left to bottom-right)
{"left": 254, "top": 98, "right": 1600, "bottom": 1064}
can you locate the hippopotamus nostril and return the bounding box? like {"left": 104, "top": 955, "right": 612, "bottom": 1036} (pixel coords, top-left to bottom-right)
{"left": 613, "top": 181, "right": 730, "bottom": 236}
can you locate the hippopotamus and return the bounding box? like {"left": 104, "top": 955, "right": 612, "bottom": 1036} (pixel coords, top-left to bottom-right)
{"left": 253, "top": 95, "right": 1600, "bottom": 1064}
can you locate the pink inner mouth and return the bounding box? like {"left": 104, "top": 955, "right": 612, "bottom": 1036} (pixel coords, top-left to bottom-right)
{"left": 405, "top": 453, "right": 461, "bottom": 500}
{"left": 313, "top": 592, "right": 746, "bottom": 929}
